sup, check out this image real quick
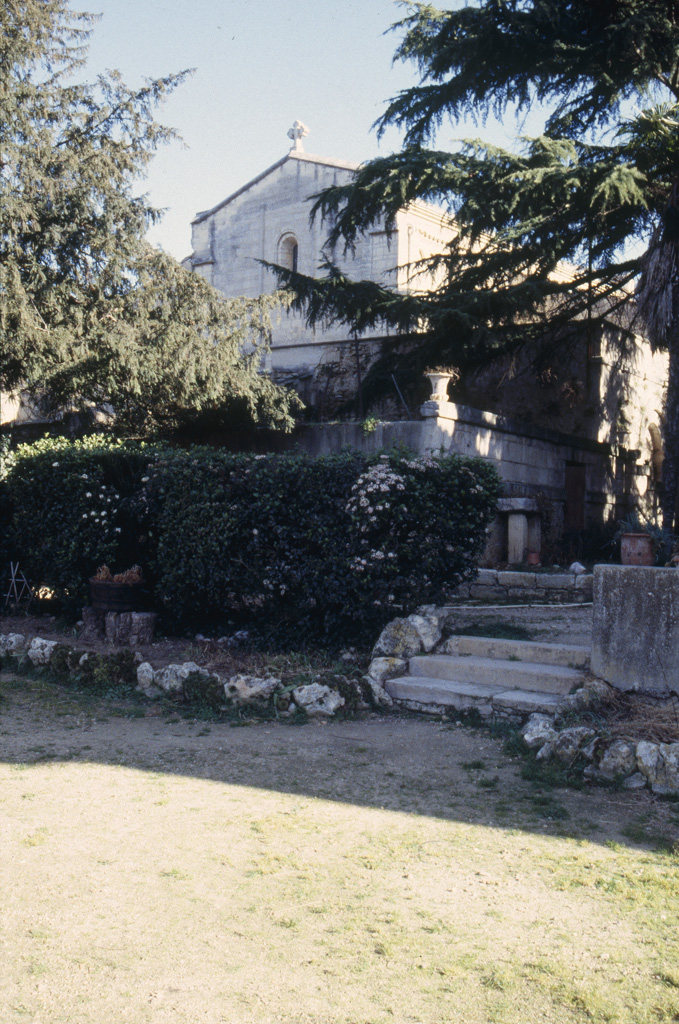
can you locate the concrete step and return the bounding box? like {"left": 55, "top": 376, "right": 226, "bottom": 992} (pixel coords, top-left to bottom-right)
{"left": 443, "top": 635, "right": 590, "bottom": 669}
{"left": 384, "top": 676, "right": 562, "bottom": 715}
{"left": 409, "top": 654, "right": 586, "bottom": 695}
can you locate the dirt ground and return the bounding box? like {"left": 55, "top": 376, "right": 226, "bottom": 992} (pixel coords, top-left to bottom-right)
{"left": 1, "top": 648, "right": 679, "bottom": 1023}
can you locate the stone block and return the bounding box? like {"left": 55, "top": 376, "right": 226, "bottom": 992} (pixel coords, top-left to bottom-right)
{"left": 540, "top": 574, "right": 576, "bottom": 590}
{"left": 497, "top": 498, "right": 538, "bottom": 513}
{"left": 79, "top": 606, "right": 104, "bottom": 642}
{"left": 592, "top": 566, "right": 679, "bottom": 692}
{"left": 497, "top": 571, "right": 536, "bottom": 588}
{"left": 575, "top": 574, "right": 594, "bottom": 599}
{"left": 105, "top": 612, "right": 158, "bottom": 646}
{"left": 475, "top": 569, "right": 498, "bottom": 585}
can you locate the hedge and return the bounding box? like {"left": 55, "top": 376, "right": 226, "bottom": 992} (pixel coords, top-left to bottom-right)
{"left": 1, "top": 437, "right": 501, "bottom": 642}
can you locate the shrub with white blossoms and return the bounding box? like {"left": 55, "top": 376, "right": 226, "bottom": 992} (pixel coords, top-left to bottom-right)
{"left": 345, "top": 451, "right": 501, "bottom": 615}
{"left": 2, "top": 436, "right": 147, "bottom": 611}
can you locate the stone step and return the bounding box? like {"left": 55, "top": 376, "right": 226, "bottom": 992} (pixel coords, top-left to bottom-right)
{"left": 409, "top": 654, "right": 586, "bottom": 695}
{"left": 384, "top": 675, "right": 562, "bottom": 716}
{"left": 443, "top": 635, "right": 590, "bottom": 669}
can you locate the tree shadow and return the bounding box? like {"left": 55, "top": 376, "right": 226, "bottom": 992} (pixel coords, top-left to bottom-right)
{"left": 0, "top": 675, "right": 674, "bottom": 855}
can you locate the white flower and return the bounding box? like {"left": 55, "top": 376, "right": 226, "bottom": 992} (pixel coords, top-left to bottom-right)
{"left": 114, "top": 527, "right": 121, "bottom": 533}
{"left": 81, "top": 474, "right": 88, "bottom": 480}
{"left": 141, "top": 477, "right": 149, "bottom": 483}
{"left": 52, "top": 462, "right": 59, "bottom": 467}
{"left": 85, "top": 492, "right": 92, "bottom": 498}
{"left": 100, "top": 510, "right": 107, "bottom": 517}
{"left": 89, "top": 511, "right": 96, "bottom": 517}
{"left": 82, "top": 513, "right": 88, "bottom": 519}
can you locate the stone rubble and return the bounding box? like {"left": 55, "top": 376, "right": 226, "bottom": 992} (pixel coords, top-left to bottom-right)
{"left": 521, "top": 713, "right": 558, "bottom": 750}
{"left": 291, "top": 682, "right": 345, "bottom": 717}
{"left": 372, "top": 618, "right": 423, "bottom": 660}
{"left": 521, "top": 705, "right": 679, "bottom": 795}
{"left": 224, "top": 674, "right": 281, "bottom": 706}
{"left": 0, "top": 633, "right": 28, "bottom": 656}
{"left": 26, "top": 637, "right": 58, "bottom": 666}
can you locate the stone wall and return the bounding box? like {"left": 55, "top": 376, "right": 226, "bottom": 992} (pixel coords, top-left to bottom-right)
{"left": 452, "top": 569, "right": 593, "bottom": 604}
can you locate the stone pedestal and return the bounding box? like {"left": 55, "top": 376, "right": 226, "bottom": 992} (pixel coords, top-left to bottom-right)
{"left": 591, "top": 565, "right": 679, "bottom": 692}
{"left": 507, "top": 512, "right": 528, "bottom": 563}
{"left": 497, "top": 498, "right": 541, "bottom": 563}
{"left": 80, "top": 608, "right": 157, "bottom": 646}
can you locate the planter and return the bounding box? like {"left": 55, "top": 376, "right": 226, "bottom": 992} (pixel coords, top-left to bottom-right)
{"left": 425, "top": 372, "right": 452, "bottom": 402}
{"left": 89, "top": 579, "right": 146, "bottom": 612}
{"left": 620, "top": 532, "right": 654, "bottom": 566}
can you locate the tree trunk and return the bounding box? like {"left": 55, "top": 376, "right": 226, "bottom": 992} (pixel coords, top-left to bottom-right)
{"left": 661, "top": 319, "right": 679, "bottom": 533}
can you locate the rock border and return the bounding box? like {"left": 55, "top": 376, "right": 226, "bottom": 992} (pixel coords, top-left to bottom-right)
{"left": 0, "top": 633, "right": 363, "bottom": 719}
{"left": 521, "top": 689, "right": 679, "bottom": 796}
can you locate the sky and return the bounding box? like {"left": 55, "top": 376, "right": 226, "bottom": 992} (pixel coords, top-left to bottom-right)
{"left": 79, "top": 0, "right": 538, "bottom": 262}
{"left": 77, "top": 0, "right": 424, "bottom": 260}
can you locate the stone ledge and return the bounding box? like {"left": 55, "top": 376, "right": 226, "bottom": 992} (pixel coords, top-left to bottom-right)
{"left": 454, "top": 570, "right": 593, "bottom": 603}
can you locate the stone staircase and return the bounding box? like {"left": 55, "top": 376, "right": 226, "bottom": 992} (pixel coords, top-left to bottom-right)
{"left": 384, "top": 636, "right": 591, "bottom": 717}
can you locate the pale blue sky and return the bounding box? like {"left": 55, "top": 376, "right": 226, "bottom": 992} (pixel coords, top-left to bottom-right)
{"left": 80, "top": 0, "right": 528, "bottom": 261}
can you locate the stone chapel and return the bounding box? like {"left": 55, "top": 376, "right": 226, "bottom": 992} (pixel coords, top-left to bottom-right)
{"left": 183, "top": 121, "right": 455, "bottom": 412}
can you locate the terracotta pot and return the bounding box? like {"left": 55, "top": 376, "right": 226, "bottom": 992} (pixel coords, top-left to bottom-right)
{"left": 620, "top": 532, "right": 654, "bottom": 566}
{"left": 89, "top": 579, "right": 145, "bottom": 612}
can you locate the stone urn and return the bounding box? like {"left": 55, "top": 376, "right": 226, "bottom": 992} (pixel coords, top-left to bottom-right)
{"left": 425, "top": 372, "right": 453, "bottom": 402}
{"left": 620, "top": 532, "right": 654, "bottom": 566}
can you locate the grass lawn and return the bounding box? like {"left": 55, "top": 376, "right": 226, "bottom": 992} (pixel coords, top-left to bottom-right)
{"left": 1, "top": 672, "right": 678, "bottom": 1024}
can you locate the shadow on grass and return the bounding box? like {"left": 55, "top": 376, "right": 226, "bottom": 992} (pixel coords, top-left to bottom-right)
{"left": 1, "top": 670, "right": 677, "bottom": 855}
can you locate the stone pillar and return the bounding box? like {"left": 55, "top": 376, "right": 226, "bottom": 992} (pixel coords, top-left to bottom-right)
{"left": 507, "top": 512, "right": 528, "bottom": 564}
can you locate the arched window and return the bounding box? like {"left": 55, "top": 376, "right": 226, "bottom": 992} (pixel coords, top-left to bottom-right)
{"left": 278, "top": 233, "right": 298, "bottom": 272}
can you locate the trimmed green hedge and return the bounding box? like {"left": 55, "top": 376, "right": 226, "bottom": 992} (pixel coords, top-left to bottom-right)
{"left": 1, "top": 437, "right": 501, "bottom": 642}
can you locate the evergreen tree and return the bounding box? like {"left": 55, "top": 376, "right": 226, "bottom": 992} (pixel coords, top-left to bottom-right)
{"left": 274, "top": 0, "right": 679, "bottom": 529}
{"left": 1, "top": 0, "right": 298, "bottom": 435}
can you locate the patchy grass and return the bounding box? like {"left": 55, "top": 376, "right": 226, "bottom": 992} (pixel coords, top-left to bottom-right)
{"left": 1, "top": 670, "right": 679, "bottom": 1023}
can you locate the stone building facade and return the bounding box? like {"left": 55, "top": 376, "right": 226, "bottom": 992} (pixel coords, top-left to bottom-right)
{"left": 184, "top": 122, "right": 455, "bottom": 413}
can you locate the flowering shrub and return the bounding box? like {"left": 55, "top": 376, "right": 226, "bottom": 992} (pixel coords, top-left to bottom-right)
{"left": 344, "top": 452, "right": 500, "bottom": 617}
{"left": 1, "top": 436, "right": 154, "bottom": 610}
{"left": 2, "top": 439, "right": 501, "bottom": 640}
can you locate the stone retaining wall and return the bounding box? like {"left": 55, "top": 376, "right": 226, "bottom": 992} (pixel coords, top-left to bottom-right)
{"left": 453, "top": 569, "right": 593, "bottom": 603}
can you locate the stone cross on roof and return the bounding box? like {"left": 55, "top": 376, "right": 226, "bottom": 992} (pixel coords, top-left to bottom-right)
{"left": 287, "top": 120, "right": 309, "bottom": 152}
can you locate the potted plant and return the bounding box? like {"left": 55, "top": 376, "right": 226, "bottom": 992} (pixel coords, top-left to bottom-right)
{"left": 615, "top": 513, "right": 660, "bottom": 566}
{"left": 89, "top": 564, "right": 147, "bottom": 612}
